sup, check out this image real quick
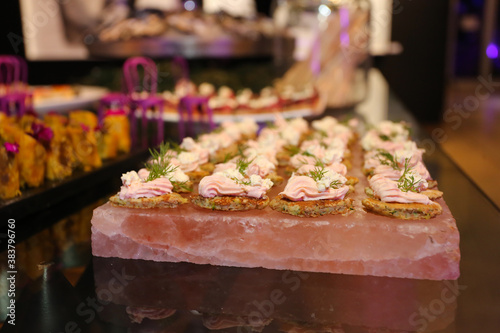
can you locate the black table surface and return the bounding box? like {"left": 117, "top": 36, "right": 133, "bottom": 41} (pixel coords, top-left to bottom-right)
{"left": 1, "top": 93, "right": 499, "bottom": 333}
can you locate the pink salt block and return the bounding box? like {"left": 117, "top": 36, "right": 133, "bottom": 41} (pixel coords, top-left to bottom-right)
{"left": 91, "top": 145, "right": 460, "bottom": 280}
{"left": 91, "top": 194, "right": 459, "bottom": 280}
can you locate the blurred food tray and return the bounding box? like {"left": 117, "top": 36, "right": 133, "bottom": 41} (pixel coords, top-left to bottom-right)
{"left": 0, "top": 148, "right": 149, "bottom": 229}
{"left": 86, "top": 35, "right": 294, "bottom": 59}
{"left": 33, "top": 85, "right": 109, "bottom": 114}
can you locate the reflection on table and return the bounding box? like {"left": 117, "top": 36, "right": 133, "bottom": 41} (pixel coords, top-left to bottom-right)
{"left": 93, "top": 257, "right": 457, "bottom": 332}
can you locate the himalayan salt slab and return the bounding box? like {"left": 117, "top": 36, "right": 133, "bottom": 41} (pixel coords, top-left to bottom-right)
{"left": 91, "top": 191, "right": 460, "bottom": 281}
{"left": 91, "top": 144, "right": 460, "bottom": 280}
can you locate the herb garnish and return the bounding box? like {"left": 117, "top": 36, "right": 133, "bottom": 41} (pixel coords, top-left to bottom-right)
{"left": 236, "top": 157, "right": 255, "bottom": 177}
{"left": 284, "top": 145, "right": 301, "bottom": 156}
{"left": 376, "top": 149, "right": 400, "bottom": 170}
{"left": 168, "top": 140, "right": 185, "bottom": 154}
{"left": 317, "top": 130, "right": 328, "bottom": 138}
{"left": 308, "top": 166, "right": 341, "bottom": 189}
{"left": 379, "top": 134, "right": 390, "bottom": 141}
{"left": 397, "top": 158, "right": 422, "bottom": 192}
{"left": 265, "top": 121, "right": 277, "bottom": 129}
{"left": 308, "top": 166, "right": 327, "bottom": 182}
{"left": 222, "top": 144, "right": 247, "bottom": 162}
{"left": 302, "top": 150, "right": 314, "bottom": 157}
{"left": 145, "top": 142, "right": 178, "bottom": 182}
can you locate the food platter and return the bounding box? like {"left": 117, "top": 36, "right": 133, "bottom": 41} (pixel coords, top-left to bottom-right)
{"left": 86, "top": 34, "right": 294, "bottom": 59}
{"left": 33, "top": 85, "right": 109, "bottom": 114}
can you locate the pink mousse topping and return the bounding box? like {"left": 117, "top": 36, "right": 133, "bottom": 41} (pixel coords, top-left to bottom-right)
{"left": 296, "top": 163, "right": 347, "bottom": 177}
{"left": 180, "top": 137, "right": 210, "bottom": 164}
{"left": 246, "top": 156, "right": 276, "bottom": 177}
{"left": 118, "top": 171, "right": 173, "bottom": 200}
{"left": 280, "top": 176, "right": 349, "bottom": 202}
{"left": 372, "top": 162, "right": 431, "bottom": 181}
{"left": 369, "top": 174, "right": 432, "bottom": 205}
{"left": 213, "top": 162, "right": 237, "bottom": 174}
{"left": 170, "top": 151, "right": 200, "bottom": 173}
{"left": 198, "top": 174, "right": 270, "bottom": 199}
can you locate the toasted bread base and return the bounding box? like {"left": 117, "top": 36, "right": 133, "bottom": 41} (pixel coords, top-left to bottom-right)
{"left": 199, "top": 162, "right": 215, "bottom": 173}
{"left": 276, "top": 150, "right": 292, "bottom": 167}
{"left": 172, "top": 181, "right": 194, "bottom": 193}
{"left": 211, "top": 144, "right": 239, "bottom": 164}
{"left": 109, "top": 193, "right": 188, "bottom": 209}
{"left": 365, "top": 187, "right": 443, "bottom": 201}
{"left": 267, "top": 172, "right": 284, "bottom": 186}
{"left": 186, "top": 170, "right": 210, "bottom": 183}
{"left": 362, "top": 197, "right": 442, "bottom": 220}
{"left": 269, "top": 194, "right": 353, "bottom": 217}
{"left": 420, "top": 189, "right": 443, "bottom": 200}
{"left": 346, "top": 176, "right": 359, "bottom": 186}
{"left": 191, "top": 195, "right": 270, "bottom": 211}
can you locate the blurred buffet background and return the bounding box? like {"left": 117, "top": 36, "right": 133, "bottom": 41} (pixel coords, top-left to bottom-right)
{"left": 0, "top": 0, "right": 499, "bottom": 332}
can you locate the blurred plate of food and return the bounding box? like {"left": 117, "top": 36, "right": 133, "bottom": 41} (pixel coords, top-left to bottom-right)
{"left": 33, "top": 85, "right": 109, "bottom": 113}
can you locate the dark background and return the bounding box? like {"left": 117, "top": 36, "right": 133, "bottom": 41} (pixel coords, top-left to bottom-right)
{"left": 0, "top": 0, "right": 485, "bottom": 124}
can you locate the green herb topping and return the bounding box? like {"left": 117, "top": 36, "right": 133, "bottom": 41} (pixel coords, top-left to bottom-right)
{"left": 397, "top": 158, "right": 422, "bottom": 192}
{"left": 376, "top": 149, "right": 400, "bottom": 170}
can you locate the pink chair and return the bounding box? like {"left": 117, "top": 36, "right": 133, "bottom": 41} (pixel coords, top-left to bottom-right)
{"left": 178, "top": 96, "right": 215, "bottom": 140}
{"left": 0, "top": 56, "right": 32, "bottom": 116}
{"left": 123, "top": 57, "right": 164, "bottom": 148}
{"left": 173, "top": 57, "right": 215, "bottom": 140}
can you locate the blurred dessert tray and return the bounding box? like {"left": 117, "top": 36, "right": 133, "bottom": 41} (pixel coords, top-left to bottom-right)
{"left": 140, "top": 94, "right": 328, "bottom": 123}
{"left": 159, "top": 106, "right": 325, "bottom": 123}
{"left": 86, "top": 34, "right": 293, "bottom": 59}
{"left": 33, "top": 85, "right": 109, "bottom": 114}
{"left": 0, "top": 148, "right": 149, "bottom": 228}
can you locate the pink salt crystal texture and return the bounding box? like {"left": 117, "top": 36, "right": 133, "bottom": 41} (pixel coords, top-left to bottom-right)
{"left": 91, "top": 196, "right": 459, "bottom": 280}
{"left": 91, "top": 145, "right": 460, "bottom": 280}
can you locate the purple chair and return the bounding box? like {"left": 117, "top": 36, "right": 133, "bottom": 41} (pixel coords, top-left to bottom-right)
{"left": 123, "top": 57, "right": 165, "bottom": 148}
{"left": 178, "top": 95, "right": 215, "bottom": 140}
{"left": 172, "top": 56, "right": 215, "bottom": 140}
{"left": 0, "top": 56, "right": 32, "bottom": 116}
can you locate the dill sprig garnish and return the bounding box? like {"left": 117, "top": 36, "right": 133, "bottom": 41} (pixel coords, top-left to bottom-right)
{"left": 223, "top": 152, "right": 235, "bottom": 163}
{"left": 397, "top": 158, "right": 421, "bottom": 192}
{"left": 379, "top": 134, "right": 390, "bottom": 141}
{"left": 317, "top": 130, "right": 328, "bottom": 138}
{"left": 230, "top": 177, "right": 251, "bottom": 186}
{"left": 212, "top": 126, "right": 224, "bottom": 133}
{"left": 145, "top": 159, "right": 179, "bottom": 182}
{"left": 302, "top": 151, "right": 314, "bottom": 157}
{"left": 145, "top": 142, "right": 179, "bottom": 182}
{"left": 339, "top": 114, "right": 354, "bottom": 125}
{"left": 168, "top": 140, "right": 185, "bottom": 154}
{"left": 308, "top": 167, "right": 327, "bottom": 182}
{"left": 284, "top": 145, "right": 301, "bottom": 156}
{"left": 329, "top": 180, "right": 341, "bottom": 189}
{"left": 149, "top": 141, "right": 172, "bottom": 161}
{"left": 376, "top": 149, "right": 400, "bottom": 170}
{"left": 173, "top": 180, "right": 193, "bottom": 192}
{"left": 236, "top": 157, "right": 255, "bottom": 176}
{"left": 298, "top": 157, "right": 309, "bottom": 165}
{"left": 222, "top": 144, "right": 247, "bottom": 163}
{"left": 314, "top": 158, "right": 325, "bottom": 167}
{"left": 265, "top": 121, "right": 277, "bottom": 129}
{"left": 308, "top": 166, "right": 342, "bottom": 189}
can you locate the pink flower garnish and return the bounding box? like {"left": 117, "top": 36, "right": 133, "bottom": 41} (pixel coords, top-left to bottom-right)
{"left": 80, "top": 124, "right": 90, "bottom": 132}
{"left": 105, "top": 109, "right": 126, "bottom": 116}
{"left": 31, "top": 123, "right": 54, "bottom": 142}
{"left": 4, "top": 142, "right": 19, "bottom": 154}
